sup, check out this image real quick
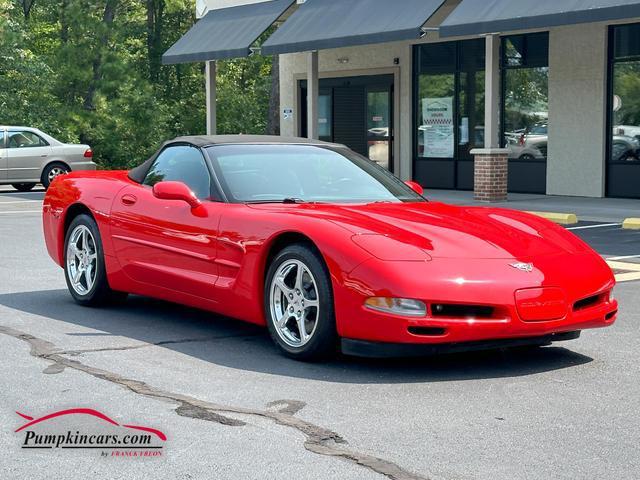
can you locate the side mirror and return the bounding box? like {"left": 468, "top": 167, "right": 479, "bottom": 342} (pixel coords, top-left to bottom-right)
{"left": 152, "top": 181, "right": 201, "bottom": 209}
{"left": 404, "top": 180, "right": 424, "bottom": 196}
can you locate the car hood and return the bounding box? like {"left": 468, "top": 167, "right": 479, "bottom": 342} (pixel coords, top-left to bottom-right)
{"left": 261, "top": 201, "right": 591, "bottom": 260}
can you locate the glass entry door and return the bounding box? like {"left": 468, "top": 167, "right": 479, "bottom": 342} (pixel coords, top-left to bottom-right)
{"left": 300, "top": 74, "right": 395, "bottom": 172}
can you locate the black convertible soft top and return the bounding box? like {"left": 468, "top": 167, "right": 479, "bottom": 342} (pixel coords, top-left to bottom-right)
{"left": 128, "top": 135, "right": 343, "bottom": 184}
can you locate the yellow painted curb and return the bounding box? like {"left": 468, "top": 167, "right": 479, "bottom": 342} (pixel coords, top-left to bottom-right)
{"left": 622, "top": 218, "right": 640, "bottom": 230}
{"left": 526, "top": 211, "right": 578, "bottom": 225}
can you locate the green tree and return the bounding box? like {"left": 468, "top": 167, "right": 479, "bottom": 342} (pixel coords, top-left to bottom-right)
{"left": 1, "top": 0, "right": 277, "bottom": 169}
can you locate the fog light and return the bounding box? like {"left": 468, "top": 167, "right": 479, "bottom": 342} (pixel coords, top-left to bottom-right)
{"left": 364, "top": 297, "right": 426, "bottom": 317}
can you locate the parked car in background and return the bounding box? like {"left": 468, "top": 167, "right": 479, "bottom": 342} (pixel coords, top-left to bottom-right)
{"left": 506, "top": 123, "right": 640, "bottom": 162}
{"left": 0, "top": 126, "right": 96, "bottom": 191}
{"left": 505, "top": 124, "right": 548, "bottom": 161}
{"left": 614, "top": 125, "right": 640, "bottom": 140}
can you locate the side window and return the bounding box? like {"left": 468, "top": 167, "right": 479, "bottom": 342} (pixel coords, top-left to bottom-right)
{"left": 7, "top": 131, "right": 48, "bottom": 148}
{"left": 143, "top": 145, "right": 212, "bottom": 200}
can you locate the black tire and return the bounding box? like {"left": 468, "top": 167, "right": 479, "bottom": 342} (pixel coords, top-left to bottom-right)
{"left": 264, "top": 244, "right": 337, "bottom": 361}
{"left": 64, "top": 214, "right": 127, "bottom": 306}
{"left": 11, "top": 183, "right": 36, "bottom": 192}
{"left": 42, "top": 162, "right": 70, "bottom": 189}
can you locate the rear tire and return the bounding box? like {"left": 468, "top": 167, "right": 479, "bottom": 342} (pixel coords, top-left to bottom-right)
{"left": 264, "top": 244, "right": 337, "bottom": 361}
{"left": 11, "top": 183, "right": 36, "bottom": 192}
{"left": 42, "top": 163, "right": 70, "bottom": 189}
{"left": 64, "top": 214, "right": 127, "bottom": 306}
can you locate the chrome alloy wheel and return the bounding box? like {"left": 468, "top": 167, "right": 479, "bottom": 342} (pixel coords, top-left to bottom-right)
{"left": 66, "top": 225, "right": 98, "bottom": 295}
{"left": 48, "top": 166, "right": 68, "bottom": 183}
{"left": 269, "top": 259, "right": 320, "bottom": 348}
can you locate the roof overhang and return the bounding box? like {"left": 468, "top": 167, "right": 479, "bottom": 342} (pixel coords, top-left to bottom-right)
{"left": 440, "top": 0, "right": 640, "bottom": 38}
{"left": 162, "top": 0, "right": 295, "bottom": 64}
{"left": 262, "top": 0, "right": 447, "bottom": 55}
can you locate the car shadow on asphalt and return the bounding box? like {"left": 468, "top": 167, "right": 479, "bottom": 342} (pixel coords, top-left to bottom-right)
{"left": 0, "top": 289, "right": 593, "bottom": 384}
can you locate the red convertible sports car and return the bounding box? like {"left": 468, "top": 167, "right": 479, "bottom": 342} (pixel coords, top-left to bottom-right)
{"left": 42, "top": 135, "right": 618, "bottom": 360}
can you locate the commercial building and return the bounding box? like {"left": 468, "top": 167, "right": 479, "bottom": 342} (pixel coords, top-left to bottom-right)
{"left": 164, "top": 0, "right": 640, "bottom": 200}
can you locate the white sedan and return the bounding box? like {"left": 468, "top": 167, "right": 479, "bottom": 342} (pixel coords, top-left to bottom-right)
{"left": 0, "top": 126, "right": 96, "bottom": 191}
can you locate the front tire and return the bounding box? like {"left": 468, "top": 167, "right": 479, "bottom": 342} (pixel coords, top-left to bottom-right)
{"left": 264, "top": 244, "right": 337, "bottom": 360}
{"left": 11, "top": 183, "right": 36, "bottom": 192}
{"left": 64, "top": 214, "right": 127, "bottom": 306}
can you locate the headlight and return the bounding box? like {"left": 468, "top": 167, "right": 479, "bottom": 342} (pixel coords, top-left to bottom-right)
{"left": 364, "top": 297, "right": 427, "bottom": 317}
{"left": 609, "top": 286, "right": 618, "bottom": 302}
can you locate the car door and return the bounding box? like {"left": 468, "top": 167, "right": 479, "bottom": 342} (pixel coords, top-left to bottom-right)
{"left": 110, "top": 144, "right": 223, "bottom": 300}
{"left": 0, "top": 129, "right": 7, "bottom": 182}
{"left": 7, "top": 130, "right": 52, "bottom": 181}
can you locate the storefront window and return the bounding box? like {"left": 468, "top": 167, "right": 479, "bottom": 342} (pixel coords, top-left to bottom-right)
{"left": 502, "top": 33, "right": 549, "bottom": 162}
{"left": 415, "top": 41, "right": 485, "bottom": 161}
{"left": 417, "top": 73, "right": 455, "bottom": 158}
{"left": 610, "top": 24, "right": 640, "bottom": 163}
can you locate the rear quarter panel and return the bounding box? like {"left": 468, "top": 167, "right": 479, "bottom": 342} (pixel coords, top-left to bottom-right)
{"left": 42, "top": 170, "right": 130, "bottom": 266}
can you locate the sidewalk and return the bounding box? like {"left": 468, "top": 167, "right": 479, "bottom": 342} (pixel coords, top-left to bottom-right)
{"left": 425, "top": 190, "right": 639, "bottom": 223}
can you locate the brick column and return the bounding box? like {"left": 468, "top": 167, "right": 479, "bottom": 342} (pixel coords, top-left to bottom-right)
{"left": 470, "top": 148, "right": 510, "bottom": 202}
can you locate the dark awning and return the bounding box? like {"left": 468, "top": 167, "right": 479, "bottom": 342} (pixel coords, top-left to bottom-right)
{"left": 162, "top": 0, "right": 294, "bottom": 64}
{"left": 262, "top": 0, "right": 446, "bottom": 55}
{"left": 440, "top": 0, "right": 640, "bottom": 38}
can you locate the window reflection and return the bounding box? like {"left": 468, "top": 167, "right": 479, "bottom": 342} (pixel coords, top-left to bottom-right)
{"left": 367, "top": 89, "right": 391, "bottom": 170}
{"left": 502, "top": 33, "right": 549, "bottom": 162}
{"left": 611, "top": 25, "right": 640, "bottom": 163}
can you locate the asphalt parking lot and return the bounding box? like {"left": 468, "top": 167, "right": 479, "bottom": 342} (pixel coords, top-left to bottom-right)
{"left": 0, "top": 187, "right": 639, "bottom": 480}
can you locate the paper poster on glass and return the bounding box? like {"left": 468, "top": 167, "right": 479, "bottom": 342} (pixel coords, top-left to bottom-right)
{"left": 422, "top": 97, "right": 454, "bottom": 158}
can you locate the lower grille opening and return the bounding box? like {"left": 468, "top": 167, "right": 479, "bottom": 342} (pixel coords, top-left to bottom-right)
{"left": 408, "top": 326, "right": 446, "bottom": 336}
{"left": 605, "top": 310, "right": 617, "bottom": 320}
{"left": 431, "top": 304, "right": 494, "bottom": 318}
{"left": 573, "top": 293, "right": 604, "bottom": 311}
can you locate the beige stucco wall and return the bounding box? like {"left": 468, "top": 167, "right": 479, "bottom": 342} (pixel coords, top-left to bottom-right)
{"left": 547, "top": 23, "right": 608, "bottom": 197}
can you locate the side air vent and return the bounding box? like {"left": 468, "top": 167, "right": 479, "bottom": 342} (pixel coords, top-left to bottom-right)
{"left": 573, "top": 293, "right": 604, "bottom": 311}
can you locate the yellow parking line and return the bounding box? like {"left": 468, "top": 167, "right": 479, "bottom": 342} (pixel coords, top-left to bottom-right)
{"left": 607, "top": 260, "right": 640, "bottom": 272}
{"left": 614, "top": 271, "right": 640, "bottom": 282}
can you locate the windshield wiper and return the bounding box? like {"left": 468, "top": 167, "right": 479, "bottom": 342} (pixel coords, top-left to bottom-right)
{"left": 245, "top": 197, "right": 307, "bottom": 204}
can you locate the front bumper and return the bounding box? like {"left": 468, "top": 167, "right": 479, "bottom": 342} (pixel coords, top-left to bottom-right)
{"left": 334, "top": 253, "right": 617, "bottom": 344}
{"left": 341, "top": 330, "right": 581, "bottom": 358}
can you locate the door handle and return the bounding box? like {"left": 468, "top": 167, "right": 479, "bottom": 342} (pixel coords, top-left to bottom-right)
{"left": 41, "top": 154, "right": 48, "bottom": 157}
{"left": 121, "top": 194, "right": 137, "bottom": 206}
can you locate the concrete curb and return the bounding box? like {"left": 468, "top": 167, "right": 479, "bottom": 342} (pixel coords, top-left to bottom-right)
{"left": 526, "top": 211, "right": 578, "bottom": 225}
{"left": 622, "top": 218, "right": 640, "bottom": 230}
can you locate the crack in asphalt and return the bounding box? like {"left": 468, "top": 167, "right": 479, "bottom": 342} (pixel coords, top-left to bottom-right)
{"left": 0, "top": 325, "right": 427, "bottom": 480}
{"left": 56, "top": 334, "right": 260, "bottom": 357}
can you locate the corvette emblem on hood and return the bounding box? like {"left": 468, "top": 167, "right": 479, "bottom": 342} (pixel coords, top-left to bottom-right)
{"left": 510, "top": 262, "right": 534, "bottom": 272}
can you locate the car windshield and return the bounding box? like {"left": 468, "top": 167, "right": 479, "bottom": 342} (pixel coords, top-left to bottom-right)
{"left": 207, "top": 144, "right": 425, "bottom": 204}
